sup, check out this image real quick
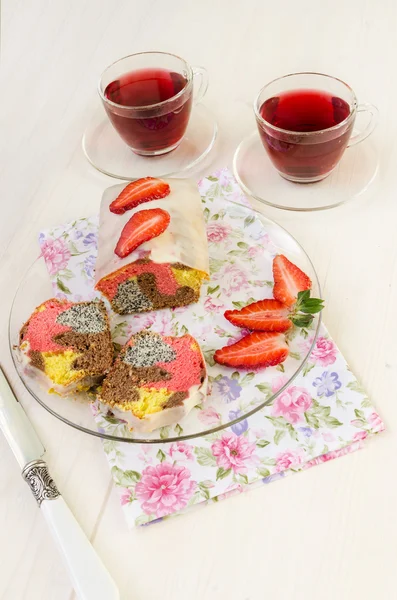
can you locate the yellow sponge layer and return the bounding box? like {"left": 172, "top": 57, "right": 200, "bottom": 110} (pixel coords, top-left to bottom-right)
{"left": 190, "top": 340, "right": 200, "bottom": 352}
{"left": 119, "top": 387, "right": 172, "bottom": 419}
{"left": 42, "top": 350, "right": 85, "bottom": 385}
{"left": 171, "top": 267, "right": 206, "bottom": 292}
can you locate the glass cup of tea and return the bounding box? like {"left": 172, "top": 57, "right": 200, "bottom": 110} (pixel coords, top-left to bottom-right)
{"left": 98, "top": 51, "right": 208, "bottom": 157}
{"left": 254, "top": 72, "right": 378, "bottom": 183}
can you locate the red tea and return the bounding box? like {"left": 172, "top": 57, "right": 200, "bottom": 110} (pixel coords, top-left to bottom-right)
{"left": 104, "top": 68, "right": 192, "bottom": 154}
{"left": 257, "top": 89, "right": 352, "bottom": 181}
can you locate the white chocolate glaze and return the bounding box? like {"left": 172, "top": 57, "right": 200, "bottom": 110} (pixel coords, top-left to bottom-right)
{"left": 94, "top": 178, "right": 210, "bottom": 285}
{"left": 99, "top": 377, "right": 208, "bottom": 434}
{"left": 17, "top": 342, "right": 102, "bottom": 396}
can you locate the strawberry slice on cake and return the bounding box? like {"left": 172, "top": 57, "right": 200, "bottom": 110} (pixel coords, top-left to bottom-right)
{"left": 98, "top": 330, "right": 208, "bottom": 433}
{"left": 109, "top": 177, "right": 170, "bottom": 215}
{"left": 19, "top": 298, "right": 114, "bottom": 395}
{"left": 114, "top": 208, "right": 170, "bottom": 258}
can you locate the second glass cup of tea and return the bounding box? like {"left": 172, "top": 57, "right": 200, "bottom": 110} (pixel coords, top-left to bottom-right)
{"left": 99, "top": 51, "right": 208, "bottom": 156}
{"left": 254, "top": 72, "right": 378, "bottom": 183}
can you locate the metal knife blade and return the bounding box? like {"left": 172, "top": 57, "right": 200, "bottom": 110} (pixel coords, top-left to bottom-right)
{"left": 0, "top": 366, "right": 45, "bottom": 468}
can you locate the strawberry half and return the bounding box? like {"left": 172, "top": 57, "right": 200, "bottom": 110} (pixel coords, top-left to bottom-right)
{"left": 224, "top": 299, "right": 292, "bottom": 332}
{"left": 109, "top": 177, "right": 170, "bottom": 215}
{"left": 214, "top": 332, "right": 289, "bottom": 369}
{"left": 224, "top": 292, "right": 324, "bottom": 332}
{"left": 114, "top": 208, "right": 170, "bottom": 258}
{"left": 273, "top": 254, "right": 312, "bottom": 307}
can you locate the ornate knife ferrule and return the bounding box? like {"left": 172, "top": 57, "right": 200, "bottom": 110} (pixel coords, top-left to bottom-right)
{"left": 22, "top": 459, "right": 60, "bottom": 506}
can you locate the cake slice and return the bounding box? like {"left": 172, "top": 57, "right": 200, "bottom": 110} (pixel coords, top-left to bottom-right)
{"left": 19, "top": 298, "right": 114, "bottom": 395}
{"left": 98, "top": 330, "right": 208, "bottom": 433}
{"left": 95, "top": 178, "right": 210, "bottom": 314}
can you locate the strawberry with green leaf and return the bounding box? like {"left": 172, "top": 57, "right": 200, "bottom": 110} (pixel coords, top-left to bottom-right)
{"left": 224, "top": 290, "right": 323, "bottom": 333}
{"left": 215, "top": 255, "right": 324, "bottom": 369}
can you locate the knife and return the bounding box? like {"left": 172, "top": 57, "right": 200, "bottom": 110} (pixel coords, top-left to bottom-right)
{"left": 0, "top": 366, "right": 119, "bottom": 600}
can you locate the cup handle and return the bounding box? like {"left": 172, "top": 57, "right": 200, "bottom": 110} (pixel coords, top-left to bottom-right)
{"left": 192, "top": 66, "right": 209, "bottom": 106}
{"left": 347, "top": 103, "right": 378, "bottom": 147}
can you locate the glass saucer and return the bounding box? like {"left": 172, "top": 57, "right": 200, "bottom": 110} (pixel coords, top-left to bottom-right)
{"left": 233, "top": 130, "right": 379, "bottom": 211}
{"left": 9, "top": 201, "right": 321, "bottom": 444}
{"left": 82, "top": 103, "right": 218, "bottom": 180}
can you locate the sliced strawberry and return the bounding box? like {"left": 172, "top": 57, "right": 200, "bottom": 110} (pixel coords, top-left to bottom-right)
{"left": 114, "top": 208, "right": 170, "bottom": 258}
{"left": 224, "top": 299, "right": 292, "bottom": 332}
{"left": 273, "top": 255, "right": 312, "bottom": 307}
{"left": 214, "top": 332, "right": 289, "bottom": 369}
{"left": 109, "top": 177, "right": 170, "bottom": 214}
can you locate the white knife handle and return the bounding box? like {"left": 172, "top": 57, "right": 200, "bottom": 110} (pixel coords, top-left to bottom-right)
{"left": 22, "top": 460, "right": 119, "bottom": 600}
{"left": 41, "top": 497, "right": 119, "bottom": 600}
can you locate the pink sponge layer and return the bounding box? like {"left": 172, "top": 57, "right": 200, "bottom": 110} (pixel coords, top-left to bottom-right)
{"left": 24, "top": 300, "right": 72, "bottom": 352}
{"left": 151, "top": 336, "right": 204, "bottom": 392}
{"left": 97, "top": 262, "right": 179, "bottom": 300}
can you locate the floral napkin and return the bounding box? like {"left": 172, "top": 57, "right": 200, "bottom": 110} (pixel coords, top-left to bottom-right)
{"left": 38, "top": 168, "right": 384, "bottom": 527}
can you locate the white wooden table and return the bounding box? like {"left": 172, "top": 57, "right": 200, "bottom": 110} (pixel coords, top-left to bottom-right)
{"left": 1, "top": 1, "right": 396, "bottom": 598}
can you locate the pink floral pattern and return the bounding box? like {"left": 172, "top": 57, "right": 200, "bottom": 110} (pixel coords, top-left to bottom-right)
{"left": 40, "top": 238, "right": 71, "bottom": 276}
{"left": 198, "top": 407, "right": 221, "bottom": 425}
{"left": 304, "top": 442, "right": 362, "bottom": 469}
{"left": 211, "top": 168, "right": 231, "bottom": 188}
{"left": 215, "top": 264, "right": 248, "bottom": 296}
{"left": 368, "top": 412, "right": 384, "bottom": 431}
{"left": 309, "top": 336, "right": 338, "bottom": 366}
{"left": 135, "top": 463, "right": 196, "bottom": 518}
{"left": 217, "top": 483, "right": 243, "bottom": 501}
{"left": 211, "top": 432, "right": 257, "bottom": 474}
{"left": 271, "top": 375, "right": 289, "bottom": 393}
{"left": 247, "top": 245, "right": 263, "bottom": 259}
{"left": 169, "top": 442, "right": 194, "bottom": 461}
{"left": 129, "top": 313, "right": 156, "bottom": 334}
{"left": 206, "top": 222, "right": 232, "bottom": 243}
{"left": 272, "top": 386, "right": 312, "bottom": 424}
{"left": 276, "top": 450, "right": 305, "bottom": 472}
{"left": 120, "top": 489, "right": 134, "bottom": 506}
{"left": 204, "top": 296, "right": 225, "bottom": 313}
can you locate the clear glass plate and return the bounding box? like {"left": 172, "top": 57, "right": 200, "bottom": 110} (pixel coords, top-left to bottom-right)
{"left": 233, "top": 130, "right": 379, "bottom": 211}
{"left": 9, "top": 202, "right": 321, "bottom": 444}
{"left": 82, "top": 103, "right": 218, "bottom": 180}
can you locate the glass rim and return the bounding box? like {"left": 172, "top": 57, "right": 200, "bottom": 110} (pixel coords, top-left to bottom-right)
{"left": 254, "top": 71, "right": 358, "bottom": 136}
{"left": 98, "top": 50, "right": 193, "bottom": 111}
